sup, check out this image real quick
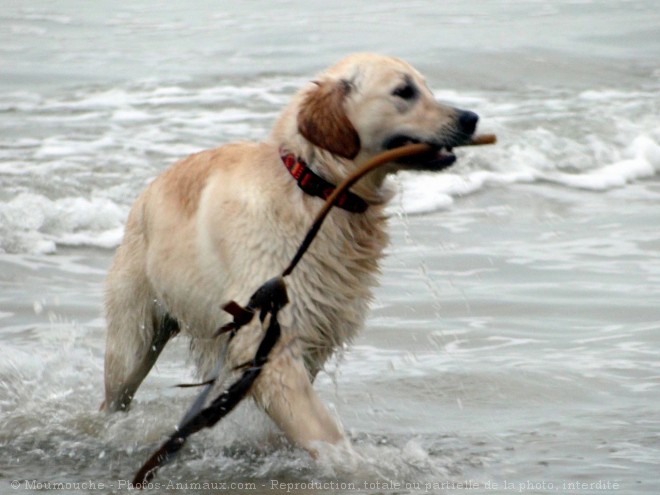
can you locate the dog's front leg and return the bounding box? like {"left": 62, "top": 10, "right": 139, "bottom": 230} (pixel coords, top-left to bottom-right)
{"left": 251, "top": 342, "right": 345, "bottom": 456}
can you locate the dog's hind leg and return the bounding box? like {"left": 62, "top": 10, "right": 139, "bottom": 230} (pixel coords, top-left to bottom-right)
{"left": 102, "top": 233, "right": 180, "bottom": 412}
{"left": 103, "top": 290, "right": 179, "bottom": 412}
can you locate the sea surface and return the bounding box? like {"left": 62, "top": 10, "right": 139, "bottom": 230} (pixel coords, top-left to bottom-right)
{"left": 1, "top": 1, "right": 659, "bottom": 494}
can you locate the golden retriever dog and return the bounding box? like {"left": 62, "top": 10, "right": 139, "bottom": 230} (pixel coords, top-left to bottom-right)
{"left": 103, "top": 53, "right": 479, "bottom": 455}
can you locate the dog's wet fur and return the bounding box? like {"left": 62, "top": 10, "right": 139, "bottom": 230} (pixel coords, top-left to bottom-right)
{"left": 103, "top": 53, "right": 478, "bottom": 455}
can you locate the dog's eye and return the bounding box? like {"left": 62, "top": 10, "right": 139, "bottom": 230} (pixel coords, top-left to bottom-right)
{"left": 392, "top": 83, "right": 417, "bottom": 100}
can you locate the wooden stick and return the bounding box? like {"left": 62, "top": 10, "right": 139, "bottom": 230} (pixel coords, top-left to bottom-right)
{"left": 464, "top": 134, "right": 497, "bottom": 146}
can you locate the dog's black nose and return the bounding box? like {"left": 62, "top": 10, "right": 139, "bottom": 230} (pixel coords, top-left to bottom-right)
{"left": 458, "top": 110, "right": 479, "bottom": 135}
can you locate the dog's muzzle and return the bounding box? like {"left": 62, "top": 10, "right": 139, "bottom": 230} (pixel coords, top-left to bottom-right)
{"left": 384, "top": 109, "right": 479, "bottom": 171}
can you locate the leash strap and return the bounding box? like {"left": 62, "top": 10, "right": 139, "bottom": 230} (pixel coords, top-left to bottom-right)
{"left": 132, "top": 278, "right": 288, "bottom": 487}
{"left": 132, "top": 145, "right": 436, "bottom": 487}
{"left": 130, "top": 138, "right": 496, "bottom": 485}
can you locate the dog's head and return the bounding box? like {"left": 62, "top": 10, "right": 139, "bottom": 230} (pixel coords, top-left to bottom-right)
{"left": 294, "top": 53, "right": 478, "bottom": 173}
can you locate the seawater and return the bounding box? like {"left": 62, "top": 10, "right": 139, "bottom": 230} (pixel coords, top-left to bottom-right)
{"left": 1, "top": 1, "right": 659, "bottom": 493}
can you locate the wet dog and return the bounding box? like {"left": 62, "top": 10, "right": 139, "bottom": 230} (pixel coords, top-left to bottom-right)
{"left": 103, "top": 53, "right": 478, "bottom": 455}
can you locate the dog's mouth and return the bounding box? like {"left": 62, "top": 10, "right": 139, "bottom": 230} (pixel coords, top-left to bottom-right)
{"left": 383, "top": 135, "right": 464, "bottom": 171}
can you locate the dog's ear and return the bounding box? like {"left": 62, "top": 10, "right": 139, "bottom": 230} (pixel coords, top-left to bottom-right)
{"left": 297, "top": 79, "right": 361, "bottom": 159}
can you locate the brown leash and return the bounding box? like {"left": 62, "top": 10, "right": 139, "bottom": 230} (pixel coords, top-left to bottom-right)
{"left": 132, "top": 135, "right": 496, "bottom": 487}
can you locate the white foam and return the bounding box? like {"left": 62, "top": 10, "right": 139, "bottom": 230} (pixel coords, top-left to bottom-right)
{"left": 538, "top": 135, "right": 660, "bottom": 191}
{"left": 391, "top": 133, "right": 660, "bottom": 214}
{"left": 393, "top": 174, "right": 455, "bottom": 214}
{"left": 111, "top": 108, "right": 154, "bottom": 123}
{"left": 0, "top": 193, "right": 127, "bottom": 254}
{"left": 393, "top": 166, "right": 536, "bottom": 216}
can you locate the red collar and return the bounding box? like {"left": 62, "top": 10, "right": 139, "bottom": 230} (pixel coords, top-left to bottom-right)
{"left": 280, "top": 152, "right": 368, "bottom": 213}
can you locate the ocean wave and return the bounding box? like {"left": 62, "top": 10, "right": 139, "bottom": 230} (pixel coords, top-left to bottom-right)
{"left": 0, "top": 193, "right": 126, "bottom": 254}
{"left": 2, "top": 130, "right": 658, "bottom": 253}
{"left": 1, "top": 78, "right": 659, "bottom": 253}
{"left": 393, "top": 133, "right": 660, "bottom": 215}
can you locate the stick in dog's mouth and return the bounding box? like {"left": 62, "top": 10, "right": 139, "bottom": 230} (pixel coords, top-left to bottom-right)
{"left": 392, "top": 133, "right": 497, "bottom": 170}
{"left": 464, "top": 133, "right": 497, "bottom": 146}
